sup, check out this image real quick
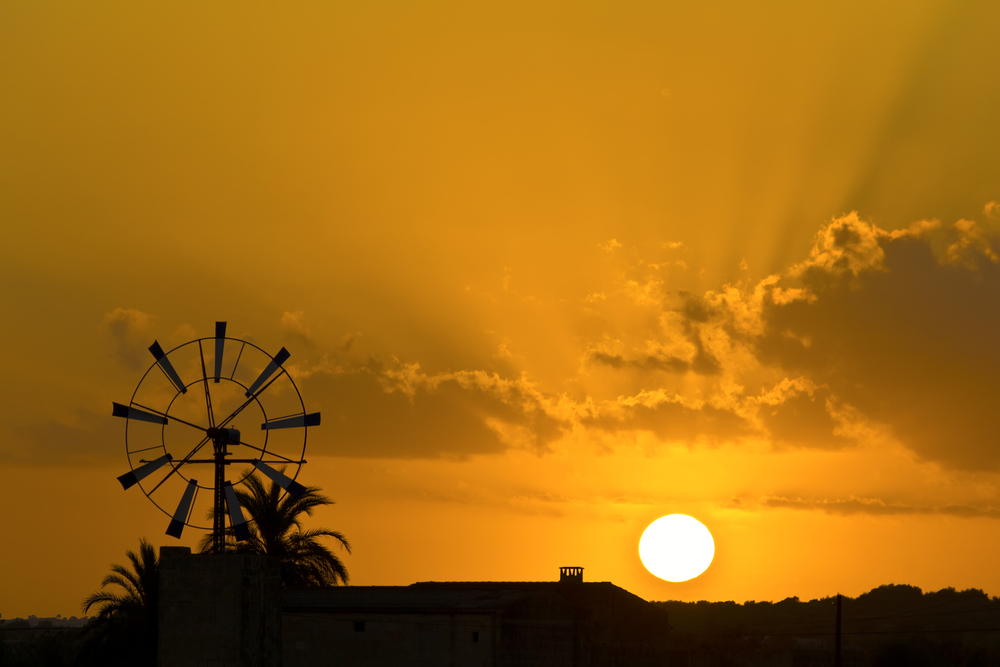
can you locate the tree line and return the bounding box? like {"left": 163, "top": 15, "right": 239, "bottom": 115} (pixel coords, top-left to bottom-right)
{"left": 657, "top": 584, "right": 1000, "bottom": 666}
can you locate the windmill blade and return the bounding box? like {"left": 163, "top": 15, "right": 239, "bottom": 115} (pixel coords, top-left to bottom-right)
{"left": 149, "top": 341, "right": 187, "bottom": 394}
{"left": 261, "top": 412, "right": 321, "bottom": 430}
{"left": 166, "top": 479, "right": 198, "bottom": 539}
{"left": 224, "top": 481, "right": 251, "bottom": 541}
{"left": 117, "top": 454, "right": 173, "bottom": 490}
{"left": 253, "top": 459, "right": 306, "bottom": 499}
{"left": 112, "top": 402, "right": 168, "bottom": 425}
{"left": 214, "top": 321, "right": 226, "bottom": 383}
{"left": 244, "top": 347, "right": 290, "bottom": 397}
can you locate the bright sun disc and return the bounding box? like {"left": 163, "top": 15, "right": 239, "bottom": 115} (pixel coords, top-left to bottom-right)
{"left": 639, "top": 514, "right": 715, "bottom": 582}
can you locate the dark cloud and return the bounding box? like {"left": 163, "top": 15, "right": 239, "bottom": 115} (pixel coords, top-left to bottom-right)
{"left": 341, "top": 332, "right": 362, "bottom": 352}
{"left": 588, "top": 351, "right": 690, "bottom": 374}
{"left": 679, "top": 291, "right": 713, "bottom": 323}
{"left": 582, "top": 395, "right": 749, "bottom": 443}
{"left": 753, "top": 215, "right": 1000, "bottom": 469}
{"left": 757, "top": 382, "right": 850, "bottom": 450}
{"left": 586, "top": 294, "right": 721, "bottom": 376}
{"left": 687, "top": 330, "right": 722, "bottom": 375}
{"left": 300, "top": 359, "right": 566, "bottom": 459}
{"left": 4, "top": 409, "right": 123, "bottom": 467}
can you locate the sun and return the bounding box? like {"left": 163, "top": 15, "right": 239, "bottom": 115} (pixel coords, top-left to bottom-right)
{"left": 639, "top": 514, "right": 715, "bottom": 582}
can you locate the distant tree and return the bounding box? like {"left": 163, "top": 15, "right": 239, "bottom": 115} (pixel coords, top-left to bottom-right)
{"left": 79, "top": 538, "right": 158, "bottom": 667}
{"left": 199, "top": 471, "right": 351, "bottom": 587}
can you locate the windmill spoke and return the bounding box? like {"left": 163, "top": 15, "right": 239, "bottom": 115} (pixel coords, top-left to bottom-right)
{"left": 198, "top": 340, "right": 216, "bottom": 429}
{"left": 132, "top": 402, "right": 207, "bottom": 433}
{"left": 230, "top": 342, "right": 246, "bottom": 380}
{"left": 214, "top": 372, "right": 283, "bottom": 432}
{"left": 265, "top": 410, "right": 305, "bottom": 422}
{"left": 127, "top": 444, "right": 166, "bottom": 455}
{"left": 235, "top": 439, "right": 299, "bottom": 464}
{"left": 147, "top": 436, "right": 211, "bottom": 495}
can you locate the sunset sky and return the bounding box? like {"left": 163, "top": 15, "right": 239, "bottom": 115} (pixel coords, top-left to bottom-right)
{"left": 4, "top": 0, "right": 1000, "bottom": 618}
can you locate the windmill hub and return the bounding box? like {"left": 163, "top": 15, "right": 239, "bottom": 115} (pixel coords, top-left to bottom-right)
{"left": 207, "top": 427, "right": 241, "bottom": 444}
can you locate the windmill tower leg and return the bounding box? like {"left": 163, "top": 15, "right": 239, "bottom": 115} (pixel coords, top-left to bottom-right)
{"left": 213, "top": 436, "right": 227, "bottom": 553}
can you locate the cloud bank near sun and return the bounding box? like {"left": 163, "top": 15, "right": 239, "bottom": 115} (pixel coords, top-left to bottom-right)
{"left": 34, "top": 210, "right": 991, "bottom": 491}
{"left": 259, "top": 211, "right": 997, "bottom": 480}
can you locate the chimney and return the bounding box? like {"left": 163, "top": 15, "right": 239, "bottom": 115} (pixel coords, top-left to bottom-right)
{"left": 559, "top": 566, "right": 583, "bottom": 583}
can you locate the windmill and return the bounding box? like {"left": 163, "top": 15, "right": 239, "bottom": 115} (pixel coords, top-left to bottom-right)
{"left": 112, "top": 321, "right": 319, "bottom": 553}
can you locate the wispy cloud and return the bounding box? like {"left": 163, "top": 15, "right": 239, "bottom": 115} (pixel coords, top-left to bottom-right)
{"left": 102, "top": 307, "right": 154, "bottom": 369}
{"left": 281, "top": 310, "right": 315, "bottom": 347}
{"left": 749, "top": 495, "right": 1000, "bottom": 519}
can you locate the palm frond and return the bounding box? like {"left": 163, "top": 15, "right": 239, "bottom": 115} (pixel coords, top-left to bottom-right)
{"left": 106, "top": 567, "right": 140, "bottom": 595}
{"left": 198, "top": 469, "right": 351, "bottom": 587}
{"left": 82, "top": 538, "right": 159, "bottom": 617}
{"left": 83, "top": 591, "right": 127, "bottom": 616}
{"left": 294, "top": 528, "right": 352, "bottom": 553}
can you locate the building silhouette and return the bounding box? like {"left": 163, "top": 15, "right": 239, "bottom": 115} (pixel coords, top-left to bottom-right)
{"left": 158, "top": 550, "right": 672, "bottom": 667}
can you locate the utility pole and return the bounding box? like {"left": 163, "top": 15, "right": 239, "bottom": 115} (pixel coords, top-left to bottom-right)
{"left": 834, "top": 593, "right": 842, "bottom": 667}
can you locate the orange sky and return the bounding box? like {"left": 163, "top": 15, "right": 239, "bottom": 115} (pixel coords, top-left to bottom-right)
{"left": 4, "top": 0, "right": 1000, "bottom": 618}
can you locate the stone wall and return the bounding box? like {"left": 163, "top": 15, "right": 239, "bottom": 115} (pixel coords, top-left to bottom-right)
{"left": 283, "top": 611, "right": 496, "bottom": 667}
{"left": 158, "top": 547, "right": 281, "bottom": 667}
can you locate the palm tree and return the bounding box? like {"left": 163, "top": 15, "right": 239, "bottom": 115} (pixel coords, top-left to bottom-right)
{"left": 80, "top": 538, "right": 159, "bottom": 666}
{"left": 199, "top": 471, "right": 351, "bottom": 587}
